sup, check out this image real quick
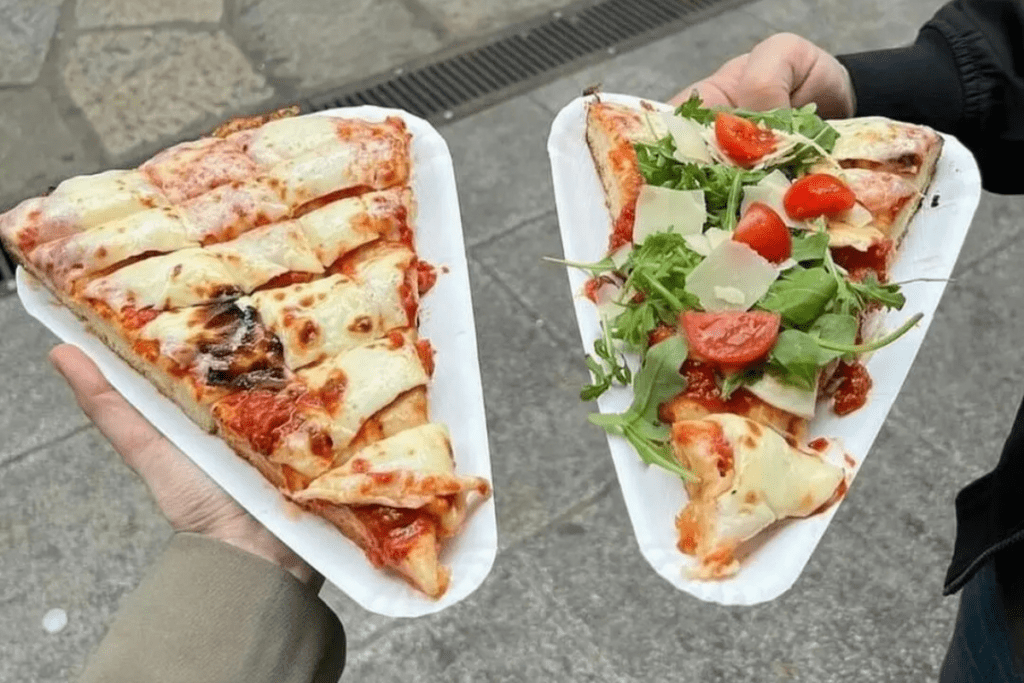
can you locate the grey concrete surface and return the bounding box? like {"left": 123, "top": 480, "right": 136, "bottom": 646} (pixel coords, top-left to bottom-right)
{"left": 2, "top": 0, "right": 1021, "bottom": 680}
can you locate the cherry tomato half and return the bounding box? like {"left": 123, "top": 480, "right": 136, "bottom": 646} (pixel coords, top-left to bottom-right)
{"left": 783, "top": 173, "right": 857, "bottom": 220}
{"left": 715, "top": 112, "right": 777, "bottom": 166}
{"left": 681, "top": 310, "right": 782, "bottom": 369}
{"left": 733, "top": 202, "right": 791, "bottom": 263}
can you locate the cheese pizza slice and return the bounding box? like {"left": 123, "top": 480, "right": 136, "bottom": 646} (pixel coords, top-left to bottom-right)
{"left": 2, "top": 110, "right": 489, "bottom": 599}
{"left": 292, "top": 424, "right": 490, "bottom": 597}
{"left": 671, "top": 414, "right": 845, "bottom": 579}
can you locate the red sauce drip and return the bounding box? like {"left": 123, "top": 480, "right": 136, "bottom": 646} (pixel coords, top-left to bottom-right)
{"left": 416, "top": 261, "right": 437, "bottom": 295}
{"left": 609, "top": 202, "right": 635, "bottom": 252}
{"left": 648, "top": 324, "right": 677, "bottom": 347}
{"left": 583, "top": 277, "right": 604, "bottom": 303}
{"left": 673, "top": 360, "right": 759, "bottom": 415}
{"left": 832, "top": 361, "right": 873, "bottom": 416}
{"left": 808, "top": 437, "right": 830, "bottom": 452}
{"left": 415, "top": 339, "right": 435, "bottom": 377}
{"left": 398, "top": 278, "right": 417, "bottom": 325}
{"left": 120, "top": 306, "right": 160, "bottom": 330}
{"left": 253, "top": 271, "right": 316, "bottom": 292}
{"left": 831, "top": 240, "right": 893, "bottom": 282}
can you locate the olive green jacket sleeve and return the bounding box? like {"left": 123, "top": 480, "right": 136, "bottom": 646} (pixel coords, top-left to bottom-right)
{"left": 78, "top": 533, "right": 346, "bottom": 683}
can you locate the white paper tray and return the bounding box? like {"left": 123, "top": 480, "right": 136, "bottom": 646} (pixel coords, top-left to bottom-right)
{"left": 547, "top": 93, "right": 982, "bottom": 605}
{"left": 18, "top": 106, "right": 497, "bottom": 618}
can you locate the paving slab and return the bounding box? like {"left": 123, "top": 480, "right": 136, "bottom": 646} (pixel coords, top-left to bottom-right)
{"left": 413, "top": 0, "right": 576, "bottom": 38}
{"left": 743, "top": 0, "right": 938, "bottom": 54}
{"left": 441, "top": 95, "right": 557, "bottom": 245}
{"left": 0, "top": 0, "right": 63, "bottom": 85}
{"left": 74, "top": 0, "right": 224, "bottom": 28}
{"left": 528, "top": 8, "right": 776, "bottom": 113}
{"left": 0, "top": 429, "right": 171, "bottom": 683}
{"left": 62, "top": 29, "right": 273, "bottom": 158}
{"left": 341, "top": 548, "right": 628, "bottom": 682}
{"left": 952, "top": 191, "right": 1024, "bottom": 276}
{"left": 0, "top": 297, "right": 92, "bottom": 466}
{"left": 471, "top": 210, "right": 581, "bottom": 345}
{"left": 516, "top": 421, "right": 958, "bottom": 683}
{"left": 0, "top": 86, "right": 101, "bottom": 210}
{"left": 466, "top": 259, "right": 616, "bottom": 545}
{"left": 890, "top": 234, "right": 1024, "bottom": 476}
{"left": 235, "top": 0, "right": 443, "bottom": 91}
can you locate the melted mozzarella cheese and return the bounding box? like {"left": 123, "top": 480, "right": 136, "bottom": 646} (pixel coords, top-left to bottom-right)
{"left": 31, "top": 206, "right": 199, "bottom": 284}
{"left": 180, "top": 179, "right": 290, "bottom": 244}
{"left": 240, "top": 245, "right": 410, "bottom": 370}
{"left": 684, "top": 240, "right": 779, "bottom": 311}
{"left": 293, "top": 424, "right": 490, "bottom": 508}
{"left": 240, "top": 116, "right": 342, "bottom": 167}
{"left": 298, "top": 192, "right": 386, "bottom": 267}
{"left": 49, "top": 170, "right": 167, "bottom": 230}
{"left": 83, "top": 250, "right": 238, "bottom": 310}
{"left": 297, "top": 337, "right": 429, "bottom": 448}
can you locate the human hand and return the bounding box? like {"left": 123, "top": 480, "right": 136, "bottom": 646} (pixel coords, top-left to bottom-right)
{"left": 49, "top": 343, "right": 322, "bottom": 588}
{"left": 670, "top": 33, "right": 856, "bottom": 119}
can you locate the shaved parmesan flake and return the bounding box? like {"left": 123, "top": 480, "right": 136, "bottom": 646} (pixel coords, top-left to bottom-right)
{"left": 633, "top": 186, "right": 706, "bottom": 243}
{"left": 714, "top": 286, "right": 746, "bottom": 305}
{"left": 827, "top": 222, "right": 885, "bottom": 251}
{"left": 828, "top": 201, "right": 874, "bottom": 229}
{"left": 705, "top": 228, "right": 732, "bottom": 250}
{"left": 741, "top": 170, "right": 805, "bottom": 229}
{"left": 609, "top": 244, "right": 631, "bottom": 269}
{"left": 641, "top": 110, "right": 670, "bottom": 141}
{"left": 746, "top": 372, "right": 819, "bottom": 419}
{"left": 683, "top": 233, "right": 712, "bottom": 256}
{"left": 660, "top": 112, "right": 713, "bottom": 164}
{"left": 685, "top": 240, "right": 779, "bottom": 311}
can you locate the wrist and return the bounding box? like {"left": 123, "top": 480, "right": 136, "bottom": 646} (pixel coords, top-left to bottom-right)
{"left": 206, "top": 518, "right": 323, "bottom": 589}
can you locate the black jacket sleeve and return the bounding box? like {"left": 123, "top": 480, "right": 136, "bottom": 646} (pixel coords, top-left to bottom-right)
{"left": 837, "top": 0, "right": 1024, "bottom": 194}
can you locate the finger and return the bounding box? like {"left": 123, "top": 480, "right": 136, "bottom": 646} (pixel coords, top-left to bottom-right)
{"left": 49, "top": 344, "right": 167, "bottom": 477}
{"left": 732, "top": 34, "right": 811, "bottom": 111}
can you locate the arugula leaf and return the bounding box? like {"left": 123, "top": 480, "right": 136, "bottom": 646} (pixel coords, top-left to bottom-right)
{"left": 789, "top": 231, "right": 830, "bottom": 263}
{"left": 580, "top": 326, "right": 632, "bottom": 401}
{"left": 758, "top": 266, "right": 838, "bottom": 327}
{"left": 767, "top": 329, "right": 838, "bottom": 390}
{"left": 633, "top": 141, "right": 766, "bottom": 229}
{"left": 733, "top": 103, "right": 840, "bottom": 173}
{"left": 849, "top": 273, "right": 907, "bottom": 311}
{"left": 587, "top": 336, "right": 696, "bottom": 480}
{"left": 673, "top": 92, "right": 716, "bottom": 125}
{"left": 630, "top": 335, "right": 689, "bottom": 423}
{"left": 719, "top": 368, "right": 762, "bottom": 400}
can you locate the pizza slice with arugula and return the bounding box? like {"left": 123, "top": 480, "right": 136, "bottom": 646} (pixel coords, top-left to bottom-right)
{"left": 562, "top": 94, "right": 940, "bottom": 578}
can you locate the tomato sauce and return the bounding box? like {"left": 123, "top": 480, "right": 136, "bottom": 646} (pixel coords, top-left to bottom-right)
{"left": 832, "top": 361, "right": 872, "bottom": 416}
{"left": 217, "top": 390, "right": 298, "bottom": 455}
{"left": 808, "top": 438, "right": 830, "bottom": 452}
{"left": 673, "top": 360, "right": 759, "bottom": 415}
{"left": 831, "top": 240, "right": 893, "bottom": 282}
{"left": 120, "top": 306, "right": 160, "bottom": 330}
{"left": 609, "top": 200, "right": 636, "bottom": 252}
{"left": 415, "top": 339, "right": 435, "bottom": 377}
{"left": 352, "top": 505, "right": 437, "bottom": 564}
{"left": 416, "top": 261, "right": 437, "bottom": 295}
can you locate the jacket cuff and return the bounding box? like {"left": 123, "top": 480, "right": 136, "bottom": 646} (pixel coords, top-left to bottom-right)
{"left": 78, "top": 533, "right": 345, "bottom": 683}
{"left": 837, "top": 31, "right": 964, "bottom": 134}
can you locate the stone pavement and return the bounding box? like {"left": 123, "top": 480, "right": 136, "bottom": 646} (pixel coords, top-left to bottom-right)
{"left": 3, "top": 0, "right": 1024, "bottom": 681}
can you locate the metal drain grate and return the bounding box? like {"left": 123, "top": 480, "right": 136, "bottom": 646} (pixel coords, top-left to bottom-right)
{"left": 303, "top": 0, "right": 752, "bottom": 120}
{"left": 0, "top": 0, "right": 751, "bottom": 297}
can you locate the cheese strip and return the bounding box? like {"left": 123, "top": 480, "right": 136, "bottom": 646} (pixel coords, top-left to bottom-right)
{"left": 239, "top": 243, "right": 414, "bottom": 370}
{"left": 82, "top": 220, "right": 323, "bottom": 310}
{"left": 292, "top": 424, "right": 490, "bottom": 508}
{"left": 298, "top": 187, "right": 413, "bottom": 267}
{"left": 141, "top": 137, "right": 258, "bottom": 204}
{"left": 672, "top": 414, "right": 844, "bottom": 579}
{"left": 0, "top": 170, "right": 167, "bottom": 253}
{"left": 30, "top": 206, "right": 200, "bottom": 287}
